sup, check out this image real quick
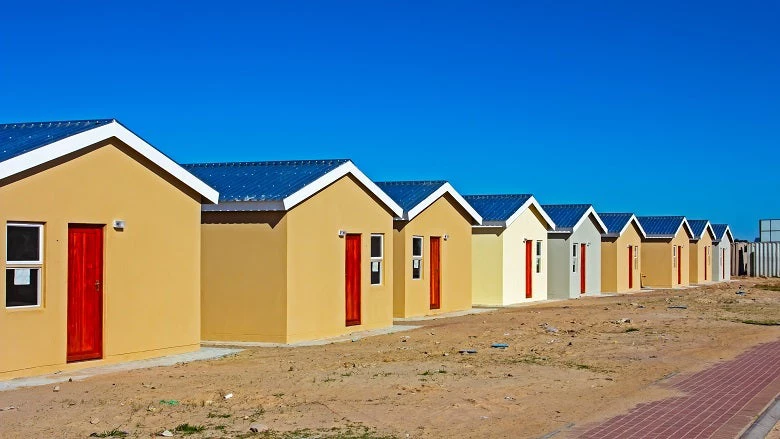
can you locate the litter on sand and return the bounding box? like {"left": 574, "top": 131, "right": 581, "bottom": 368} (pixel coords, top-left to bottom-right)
{"left": 491, "top": 343, "right": 509, "bottom": 349}
{"left": 459, "top": 349, "right": 478, "bottom": 354}
{"left": 159, "top": 399, "right": 179, "bottom": 406}
{"left": 667, "top": 305, "right": 688, "bottom": 310}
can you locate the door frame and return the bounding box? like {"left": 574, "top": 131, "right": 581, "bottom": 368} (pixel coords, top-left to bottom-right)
{"left": 525, "top": 239, "right": 533, "bottom": 299}
{"left": 429, "top": 236, "right": 441, "bottom": 310}
{"left": 67, "top": 224, "right": 105, "bottom": 363}
{"left": 628, "top": 245, "right": 633, "bottom": 289}
{"left": 345, "top": 234, "right": 362, "bottom": 326}
{"left": 677, "top": 245, "right": 682, "bottom": 284}
{"left": 580, "top": 243, "right": 587, "bottom": 294}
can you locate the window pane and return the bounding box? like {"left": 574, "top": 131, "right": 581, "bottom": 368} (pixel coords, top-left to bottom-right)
{"left": 536, "top": 241, "right": 542, "bottom": 255}
{"left": 371, "top": 235, "right": 383, "bottom": 258}
{"left": 412, "top": 259, "right": 421, "bottom": 279}
{"left": 6, "top": 268, "right": 39, "bottom": 307}
{"left": 370, "top": 261, "right": 381, "bottom": 285}
{"left": 572, "top": 244, "right": 577, "bottom": 257}
{"left": 7, "top": 225, "right": 40, "bottom": 262}
{"left": 412, "top": 237, "right": 423, "bottom": 257}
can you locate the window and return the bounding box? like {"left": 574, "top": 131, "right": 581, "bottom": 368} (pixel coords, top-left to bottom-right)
{"left": 571, "top": 243, "right": 578, "bottom": 273}
{"left": 412, "top": 236, "right": 423, "bottom": 280}
{"left": 535, "top": 240, "right": 542, "bottom": 273}
{"left": 673, "top": 246, "right": 677, "bottom": 268}
{"left": 370, "top": 234, "right": 383, "bottom": 285}
{"left": 6, "top": 223, "right": 43, "bottom": 308}
{"left": 633, "top": 246, "right": 639, "bottom": 270}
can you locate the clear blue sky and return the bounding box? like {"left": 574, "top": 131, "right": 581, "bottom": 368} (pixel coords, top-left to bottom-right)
{"left": 2, "top": 1, "right": 778, "bottom": 239}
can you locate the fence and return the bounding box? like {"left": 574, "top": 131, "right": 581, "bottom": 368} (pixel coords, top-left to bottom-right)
{"left": 732, "top": 242, "right": 780, "bottom": 277}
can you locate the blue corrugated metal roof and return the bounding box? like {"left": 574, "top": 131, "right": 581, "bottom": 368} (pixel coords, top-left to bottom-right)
{"left": 636, "top": 216, "right": 685, "bottom": 237}
{"left": 711, "top": 224, "right": 730, "bottom": 241}
{"left": 183, "top": 159, "right": 349, "bottom": 202}
{"left": 0, "top": 119, "right": 114, "bottom": 163}
{"left": 688, "top": 220, "right": 710, "bottom": 239}
{"left": 375, "top": 181, "right": 447, "bottom": 212}
{"left": 541, "top": 204, "right": 592, "bottom": 230}
{"left": 462, "top": 194, "right": 532, "bottom": 222}
{"left": 599, "top": 213, "right": 634, "bottom": 235}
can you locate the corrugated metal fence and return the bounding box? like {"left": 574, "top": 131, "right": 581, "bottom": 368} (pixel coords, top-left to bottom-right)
{"left": 732, "top": 242, "right": 780, "bottom": 277}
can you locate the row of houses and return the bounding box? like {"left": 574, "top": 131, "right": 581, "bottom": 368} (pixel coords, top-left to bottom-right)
{"left": 0, "top": 120, "right": 735, "bottom": 380}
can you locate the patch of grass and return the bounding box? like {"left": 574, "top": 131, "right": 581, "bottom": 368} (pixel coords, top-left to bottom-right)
{"left": 241, "top": 425, "right": 399, "bottom": 439}
{"left": 739, "top": 319, "right": 780, "bottom": 326}
{"left": 624, "top": 327, "right": 639, "bottom": 332}
{"left": 174, "top": 423, "right": 206, "bottom": 435}
{"left": 755, "top": 284, "right": 780, "bottom": 292}
{"left": 418, "top": 369, "right": 447, "bottom": 376}
{"left": 272, "top": 392, "right": 284, "bottom": 398}
{"left": 207, "top": 412, "right": 231, "bottom": 418}
{"left": 215, "top": 425, "right": 227, "bottom": 431}
{"left": 341, "top": 372, "right": 353, "bottom": 377}
{"left": 89, "top": 430, "right": 128, "bottom": 438}
{"left": 513, "top": 355, "right": 548, "bottom": 365}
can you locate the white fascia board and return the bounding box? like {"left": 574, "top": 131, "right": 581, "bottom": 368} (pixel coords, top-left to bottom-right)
{"left": 504, "top": 196, "right": 556, "bottom": 231}
{"left": 679, "top": 218, "right": 694, "bottom": 238}
{"left": 571, "top": 206, "right": 607, "bottom": 234}
{"left": 0, "top": 121, "right": 220, "bottom": 204}
{"left": 724, "top": 226, "right": 734, "bottom": 243}
{"left": 282, "top": 161, "right": 403, "bottom": 217}
{"left": 703, "top": 221, "right": 716, "bottom": 240}
{"left": 405, "top": 182, "right": 483, "bottom": 225}
{"left": 620, "top": 214, "right": 647, "bottom": 239}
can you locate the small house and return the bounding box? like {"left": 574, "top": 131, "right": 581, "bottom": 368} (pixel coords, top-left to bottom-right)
{"left": 464, "top": 194, "right": 555, "bottom": 305}
{"left": 542, "top": 204, "right": 607, "bottom": 299}
{"left": 0, "top": 119, "right": 218, "bottom": 379}
{"left": 636, "top": 216, "right": 693, "bottom": 288}
{"left": 688, "top": 220, "right": 715, "bottom": 284}
{"left": 186, "top": 160, "right": 402, "bottom": 343}
{"left": 711, "top": 224, "right": 733, "bottom": 282}
{"left": 599, "top": 213, "right": 647, "bottom": 293}
{"left": 375, "top": 181, "right": 482, "bottom": 318}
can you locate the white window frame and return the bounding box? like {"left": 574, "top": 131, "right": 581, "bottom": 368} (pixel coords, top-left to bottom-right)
{"left": 571, "top": 243, "right": 578, "bottom": 273}
{"left": 633, "top": 245, "right": 639, "bottom": 270}
{"left": 6, "top": 223, "right": 44, "bottom": 309}
{"left": 673, "top": 246, "right": 677, "bottom": 268}
{"left": 370, "top": 234, "right": 384, "bottom": 286}
{"left": 412, "top": 236, "right": 423, "bottom": 280}
{"left": 535, "top": 240, "right": 542, "bottom": 274}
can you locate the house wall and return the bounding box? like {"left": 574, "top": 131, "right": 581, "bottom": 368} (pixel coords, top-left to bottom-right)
{"left": 393, "top": 194, "right": 472, "bottom": 318}
{"left": 471, "top": 228, "right": 504, "bottom": 306}
{"left": 501, "top": 206, "right": 548, "bottom": 304}
{"left": 689, "top": 233, "right": 714, "bottom": 284}
{"left": 285, "top": 175, "right": 395, "bottom": 342}
{"left": 712, "top": 238, "right": 732, "bottom": 281}
{"left": 602, "top": 223, "right": 643, "bottom": 293}
{"left": 201, "top": 211, "right": 288, "bottom": 342}
{"left": 548, "top": 215, "right": 602, "bottom": 299}
{"left": 0, "top": 141, "right": 202, "bottom": 379}
{"left": 641, "top": 230, "right": 690, "bottom": 288}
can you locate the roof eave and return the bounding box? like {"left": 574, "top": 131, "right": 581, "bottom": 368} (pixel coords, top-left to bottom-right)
{"left": 405, "top": 182, "right": 483, "bottom": 225}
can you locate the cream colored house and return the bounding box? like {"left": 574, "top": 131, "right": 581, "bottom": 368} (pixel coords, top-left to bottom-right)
{"left": 464, "top": 194, "right": 555, "bottom": 305}
{"left": 0, "top": 119, "right": 218, "bottom": 380}
{"left": 599, "top": 213, "right": 646, "bottom": 293}
{"left": 375, "top": 181, "right": 482, "bottom": 318}
{"left": 186, "top": 160, "right": 403, "bottom": 343}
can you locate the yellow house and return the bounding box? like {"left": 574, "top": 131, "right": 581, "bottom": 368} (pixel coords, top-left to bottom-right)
{"left": 636, "top": 216, "right": 694, "bottom": 288}
{"left": 375, "top": 181, "right": 482, "bottom": 318}
{"left": 687, "top": 220, "right": 715, "bottom": 285}
{"left": 0, "top": 119, "right": 219, "bottom": 380}
{"left": 599, "top": 213, "right": 647, "bottom": 293}
{"left": 464, "top": 194, "right": 556, "bottom": 305}
{"left": 185, "top": 160, "right": 403, "bottom": 343}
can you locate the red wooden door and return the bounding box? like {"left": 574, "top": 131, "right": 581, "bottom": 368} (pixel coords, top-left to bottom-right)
{"left": 722, "top": 249, "right": 725, "bottom": 279}
{"left": 345, "top": 234, "right": 361, "bottom": 326}
{"left": 704, "top": 247, "right": 708, "bottom": 280}
{"left": 67, "top": 225, "right": 104, "bottom": 363}
{"left": 580, "top": 243, "right": 587, "bottom": 294}
{"left": 525, "top": 240, "right": 533, "bottom": 299}
{"left": 677, "top": 245, "right": 682, "bottom": 284}
{"left": 628, "top": 246, "right": 633, "bottom": 289}
{"left": 430, "top": 237, "right": 441, "bottom": 309}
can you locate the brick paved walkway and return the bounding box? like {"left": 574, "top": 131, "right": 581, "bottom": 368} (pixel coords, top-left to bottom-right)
{"left": 576, "top": 340, "right": 780, "bottom": 439}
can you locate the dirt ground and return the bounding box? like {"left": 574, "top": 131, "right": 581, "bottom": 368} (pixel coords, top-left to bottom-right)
{"left": 0, "top": 279, "right": 778, "bottom": 439}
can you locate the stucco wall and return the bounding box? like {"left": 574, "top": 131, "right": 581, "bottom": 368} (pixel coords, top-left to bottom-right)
{"left": 601, "top": 222, "right": 643, "bottom": 293}
{"left": 501, "top": 206, "right": 548, "bottom": 304}
{"left": 712, "top": 239, "right": 732, "bottom": 282}
{"left": 201, "top": 212, "right": 288, "bottom": 342}
{"left": 641, "top": 230, "right": 690, "bottom": 288}
{"left": 286, "top": 175, "right": 395, "bottom": 342}
{"left": 471, "top": 228, "right": 504, "bottom": 306}
{"left": 393, "top": 194, "right": 472, "bottom": 318}
{"left": 0, "top": 141, "right": 202, "bottom": 379}
{"left": 689, "top": 233, "right": 713, "bottom": 284}
{"left": 548, "top": 215, "right": 602, "bottom": 299}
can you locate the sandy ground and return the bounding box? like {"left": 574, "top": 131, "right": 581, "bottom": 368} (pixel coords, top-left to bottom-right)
{"left": 0, "top": 278, "right": 778, "bottom": 439}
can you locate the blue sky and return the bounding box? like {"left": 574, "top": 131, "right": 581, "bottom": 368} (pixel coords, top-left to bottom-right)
{"left": 2, "top": 1, "right": 778, "bottom": 239}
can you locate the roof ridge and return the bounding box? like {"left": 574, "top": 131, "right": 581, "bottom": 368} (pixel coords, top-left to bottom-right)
{"left": 463, "top": 194, "right": 532, "bottom": 198}
{"left": 182, "top": 159, "right": 351, "bottom": 168}
{"left": 541, "top": 203, "right": 592, "bottom": 207}
{"left": 0, "top": 119, "right": 115, "bottom": 129}
{"left": 375, "top": 180, "right": 448, "bottom": 186}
